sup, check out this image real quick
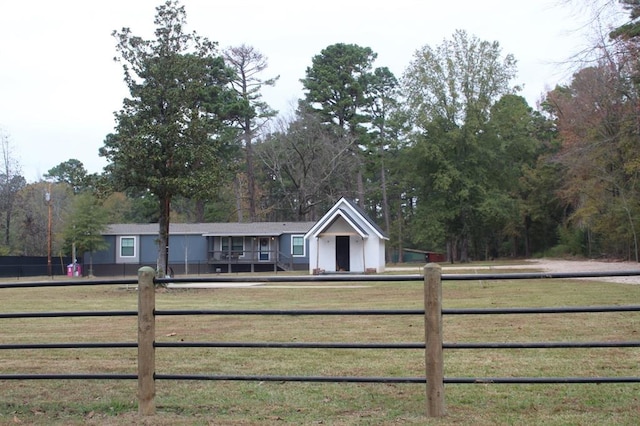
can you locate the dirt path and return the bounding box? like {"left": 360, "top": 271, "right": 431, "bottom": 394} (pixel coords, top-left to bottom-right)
{"left": 524, "top": 258, "right": 640, "bottom": 285}
{"left": 390, "top": 259, "right": 640, "bottom": 284}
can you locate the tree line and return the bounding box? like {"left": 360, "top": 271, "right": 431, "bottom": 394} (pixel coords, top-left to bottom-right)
{"left": 2, "top": 0, "right": 640, "bottom": 269}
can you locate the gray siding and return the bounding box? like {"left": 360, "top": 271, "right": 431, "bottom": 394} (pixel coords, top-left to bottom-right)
{"left": 91, "top": 235, "right": 116, "bottom": 263}
{"left": 280, "top": 233, "right": 309, "bottom": 265}
{"left": 89, "top": 222, "right": 315, "bottom": 274}
{"left": 140, "top": 236, "right": 157, "bottom": 263}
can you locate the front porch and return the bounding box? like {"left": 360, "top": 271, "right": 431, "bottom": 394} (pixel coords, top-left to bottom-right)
{"left": 207, "top": 248, "right": 299, "bottom": 273}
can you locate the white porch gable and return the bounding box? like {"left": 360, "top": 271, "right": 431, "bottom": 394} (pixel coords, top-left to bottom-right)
{"left": 305, "top": 198, "right": 388, "bottom": 274}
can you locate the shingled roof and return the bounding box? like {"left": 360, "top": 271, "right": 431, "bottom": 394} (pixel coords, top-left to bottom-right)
{"left": 104, "top": 222, "right": 316, "bottom": 237}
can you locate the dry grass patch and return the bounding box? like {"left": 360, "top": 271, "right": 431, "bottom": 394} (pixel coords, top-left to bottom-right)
{"left": 1, "top": 277, "right": 639, "bottom": 424}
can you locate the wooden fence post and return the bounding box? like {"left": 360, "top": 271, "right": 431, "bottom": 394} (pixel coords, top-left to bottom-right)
{"left": 424, "top": 263, "right": 445, "bottom": 417}
{"left": 138, "top": 266, "right": 156, "bottom": 416}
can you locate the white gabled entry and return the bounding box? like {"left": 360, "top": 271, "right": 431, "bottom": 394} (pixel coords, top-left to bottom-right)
{"left": 305, "top": 198, "right": 388, "bottom": 274}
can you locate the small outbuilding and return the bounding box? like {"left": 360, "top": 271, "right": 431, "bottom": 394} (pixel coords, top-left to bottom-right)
{"left": 305, "top": 197, "right": 388, "bottom": 274}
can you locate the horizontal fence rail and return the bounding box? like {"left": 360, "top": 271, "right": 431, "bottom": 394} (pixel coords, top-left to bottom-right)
{"left": 4, "top": 340, "right": 640, "bottom": 351}
{"left": 0, "top": 310, "right": 137, "bottom": 318}
{"left": 0, "top": 374, "right": 138, "bottom": 380}
{"left": 3, "top": 373, "right": 637, "bottom": 385}
{"left": 3, "top": 268, "right": 640, "bottom": 289}
{"left": 0, "top": 279, "right": 136, "bottom": 289}
{"left": 1, "top": 265, "right": 640, "bottom": 417}
{"left": 3, "top": 305, "right": 640, "bottom": 320}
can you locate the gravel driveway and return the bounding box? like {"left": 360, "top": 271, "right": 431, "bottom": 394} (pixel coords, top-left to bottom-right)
{"left": 435, "top": 258, "right": 640, "bottom": 285}
{"left": 524, "top": 258, "right": 640, "bottom": 285}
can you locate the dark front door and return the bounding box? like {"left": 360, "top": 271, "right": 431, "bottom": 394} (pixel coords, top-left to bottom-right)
{"left": 335, "top": 236, "right": 350, "bottom": 272}
{"left": 259, "top": 237, "right": 270, "bottom": 261}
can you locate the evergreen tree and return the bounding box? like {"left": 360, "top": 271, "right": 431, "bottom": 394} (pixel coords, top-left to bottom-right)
{"left": 100, "top": 1, "right": 241, "bottom": 276}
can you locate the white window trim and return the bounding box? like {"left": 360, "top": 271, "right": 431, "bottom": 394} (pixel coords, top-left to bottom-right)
{"left": 120, "top": 236, "right": 136, "bottom": 258}
{"left": 291, "top": 234, "right": 305, "bottom": 257}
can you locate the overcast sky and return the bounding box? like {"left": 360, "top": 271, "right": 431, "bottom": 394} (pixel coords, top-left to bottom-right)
{"left": 0, "top": 0, "right": 617, "bottom": 182}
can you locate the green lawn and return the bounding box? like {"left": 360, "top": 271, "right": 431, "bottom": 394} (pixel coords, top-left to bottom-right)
{"left": 1, "top": 272, "right": 639, "bottom": 425}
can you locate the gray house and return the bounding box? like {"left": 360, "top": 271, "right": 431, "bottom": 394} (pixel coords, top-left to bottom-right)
{"left": 89, "top": 221, "right": 316, "bottom": 276}
{"left": 88, "top": 198, "right": 388, "bottom": 276}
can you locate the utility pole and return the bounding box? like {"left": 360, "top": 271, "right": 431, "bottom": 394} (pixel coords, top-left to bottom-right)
{"left": 45, "top": 187, "right": 52, "bottom": 277}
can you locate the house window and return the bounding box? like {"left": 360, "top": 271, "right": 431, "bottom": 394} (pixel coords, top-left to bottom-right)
{"left": 120, "top": 237, "right": 136, "bottom": 257}
{"left": 291, "top": 235, "right": 305, "bottom": 257}
{"left": 222, "top": 237, "right": 244, "bottom": 256}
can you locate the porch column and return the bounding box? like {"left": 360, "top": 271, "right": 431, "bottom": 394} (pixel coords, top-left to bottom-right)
{"left": 316, "top": 236, "right": 320, "bottom": 273}
{"left": 274, "top": 237, "right": 278, "bottom": 272}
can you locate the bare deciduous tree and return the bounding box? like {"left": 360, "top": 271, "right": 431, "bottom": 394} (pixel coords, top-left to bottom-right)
{"left": 545, "top": 41, "right": 640, "bottom": 261}
{"left": 0, "top": 130, "right": 25, "bottom": 251}
{"left": 223, "top": 44, "right": 279, "bottom": 222}
{"left": 257, "top": 112, "right": 358, "bottom": 221}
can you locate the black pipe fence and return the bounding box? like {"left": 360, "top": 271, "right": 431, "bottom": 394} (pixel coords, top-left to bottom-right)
{"left": 1, "top": 265, "right": 640, "bottom": 417}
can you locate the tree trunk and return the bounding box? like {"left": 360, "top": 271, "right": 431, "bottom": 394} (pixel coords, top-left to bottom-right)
{"left": 380, "top": 156, "right": 391, "bottom": 263}
{"left": 194, "top": 199, "right": 205, "bottom": 222}
{"left": 157, "top": 194, "right": 171, "bottom": 277}
{"left": 460, "top": 237, "right": 469, "bottom": 263}
{"left": 4, "top": 208, "right": 11, "bottom": 246}
{"left": 620, "top": 190, "right": 639, "bottom": 262}
{"left": 234, "top": 177, "right": 243, "bottom": 222}
{"left": 356, "top": 170, "right": 365, "bottom": 208}
{"left": 244, "top": 120, "right": 257, "bottom": 221}
{"left": 524, "top": 215, "right": 531, "bottom": 258}
{"left": 397, "top": 200, "right": 403, "bottom": 263}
